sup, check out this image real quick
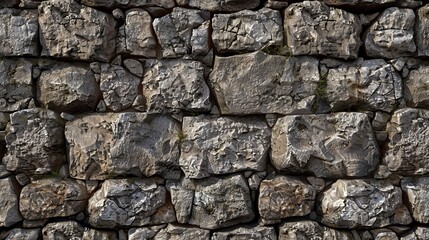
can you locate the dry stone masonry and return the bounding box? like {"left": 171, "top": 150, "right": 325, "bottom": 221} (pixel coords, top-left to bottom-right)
{"left": 3, "top": 0, "right": 429, "bottom": 239}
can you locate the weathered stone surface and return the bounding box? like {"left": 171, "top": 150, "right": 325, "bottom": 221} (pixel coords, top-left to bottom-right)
{"left": 259, "top": 176, "right": 316, "bottom": 221}
{"left": 88, "top": 178, "right": 176, "bottom": 228}
{"left": 82, "top": 229, "right": 118, "bottom": 240}
{"left": 371, "top": 229, "right": 399, "bottom": 240}
{"left": 129, "top": 224, "right": 210, "bottom": 240}
{"left": 401, "top": 177, "right": 429, "bottom": 223}
{"left": 81, "top": 0, "right": 175, "bottom": 8}
{"left": 180, "top": 116, "right": 270, "bottom": 178}
{"left": 0, "top": 8, "right": 38, "bottom": 56}
{"left": 322, "top": 0, "right": 395, "bottom": 8}
{"left": 38, "top": 0, "right": 117, "bottom": 62}
{"left": 404, "top": 66, "right": 429, "bottom": 108}
{"left": 5, "top": 228, "right": 41, "bottom": 240}
{"left": 153, "top": 7, "right": 210, "bottom": 58}
{"left": 187, "top": 0, "right": 260, "bottom": 12}
{"left": 0, "top": 177, "right": 22, "bottom": 227}
{"left": 284, "top": 1, "right": 361, "bottom": 60}
{"left": 142, "top": 60, "right": 211, "bottom": 113}
{"left": 125, "top": 9, "right": 157, "bottom": 58}
{"left": 210, "top": 51, "right": 319, "bottom": 115}
{"left": 365, "top": 7, "right": 416, "bottom": 58}
{"left": 325, "top": 59, "right": 403, "bottom": 113}
{"left": 66, "top": 113, "right": 181, "bottom": 180}
{"left": 319, "top": 179, "right": 412, "bottom": 228}
{"left": 212, "top": 225, "right": 276, "bottom": 240}
{"left": 3, "top": 108, "right": 65, "bottom": 174}
{"left": 124, "top": 59, "right": 143, "bottom": 77}
{"left": 100, "top": 64, "right": 141, "bottom": 111}
{"left": 38, "top": 63, "right": 100, "bottom": 113}
{"left": 42, "top": 221, "right": 85, "bottom": 240}
{"left": 382, "top": 108, "right": 429, "bottom": 176}
{"left": 20, "top": 179, "right": 88, "bottom": 220}
{"left": 169, "top": 175, "right": 254, "bottom": 229}
{"left": 279, "top": 221, "right": 354, "bottom": 240}
{"left": 212, "top": 8, "right": 283, "bottom": 53}
{"left": 416, "top": 4, "right": 429, "bottom": 57}
{"left": 271, "top": 113, "right": 379, "bottom": 178}
{"left": 0, "top": 58, "right": 33, "bottom": 112}
{"left": 402, "top": 227, "right": 429, "bottom": 240}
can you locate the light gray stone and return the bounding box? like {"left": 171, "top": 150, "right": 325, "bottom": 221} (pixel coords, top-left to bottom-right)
{"left": 285, "top": 1, "right": 362, "bottom": 60}
{"left": 187, "top": 0, "right": 260, "bottom": 12}
{"left": 322, "top": 0, "right": 395, "bottom": 8}
{"left": 210, "top": 51, "right": 319, "bottom": 115}
{"left": 123, "top": 59, "right": 143, "bottom": 77}
{"left": 405, "top": 66, "right": 429, "bottom": 108}
{"left": 325, "top": 59, "right": 403, "bottom": 113}
{"left": 319, "top": 179, "right": 412, "bottom": 228}
{"left": 416, "top": 4, "right": 429, "bottom": 57}
{"left": 258, "top": 176, "right": 316, "bottom": 222}
{"left": 212, "top": 225, "right": 277, "bottom": 240}
{"left": 130, "top": 224, "right": 210, "bottom": 240}
{"left": 38, "top": 63, "right": 100, "bottom": 113}
{"left": 124, "top": 9, "right": 157, "bottom": 58}
{"left": 153, "top": 7, "right": 210, "bottom": 58}
{"left": 66, "top": 113, "right": 180, "bottom": 180}
{"left": 271, "top": 112, "right": 379, "bottom": 178}
{"left": 80, "top": 0, "right": 175, "bottom": 8}
{"left": 142, "top": 59, "right": 212, "bottom": 113}
{"left": 401, "top": 177, "right": 429, "bottom": 223}
{"left": 279, "top": 221, "right": 355, "bottom": 240}
{"left": 20, "top": 179, "right": 88, "bottom": 220}
{"left": 180, "top": 116, "right": 270, "bottom": 178}
{"left": 128, "top": 225, "right": 166, "bottom": 240}
{"left": 371, "top": 229, "right": 399, "bottom": 240}
{"left": 0, "top": 8, "right": 38, "bottom": 56}
{"left": 42, "top": 221, "right": 85, "bottom": 240}
{"left": 0, "top": 58, "right": 33, "bottom": 112}
{"left": 88, "top": 178, "right": 176, "bottom": 228}
{"left": 100, "top": 63, "right": 141, "bottom": 111}
{"left": 5, "top": 228, "right": 41, "bottom": 240}
{"left": 212, "top": 8, "right": 283, "bottom": 53}
{"left": 0, "top": 177, "right": 22, "bottom": 227}
{"left": 82, "top": 229, "right": 118, "bottom": 240}
{"left": 38, "top": 0, "right": 117, "bottom": 62}
{"left": 365, "top": 7, "right": 416, "bottom": 58}
{"left": 3, "top": 108, "right": 65, "bottom": 175}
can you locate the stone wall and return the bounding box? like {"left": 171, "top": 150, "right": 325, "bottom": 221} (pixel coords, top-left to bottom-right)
{"left": 1, "top": 0, "right": 429, "bottom": 239}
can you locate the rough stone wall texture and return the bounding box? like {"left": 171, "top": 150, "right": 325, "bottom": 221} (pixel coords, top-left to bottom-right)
{"left": 2, "top": 0, "right": 429, "bottom": 239}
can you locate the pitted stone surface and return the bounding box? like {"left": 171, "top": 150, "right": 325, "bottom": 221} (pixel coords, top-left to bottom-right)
{"left": 319, "top": 179, "right": 412, "bottom": 228}
{"left": 124, "top": 9, "right": 157, "bottom": 58}
{"left": 212, "top": 8, "right": 283, "bottom": 53}
{"left": 180, "top": 116, "right": 270, "bottom": 178}
{"left": 42, "top": 221, "right": 85, "bottom": 240}
{"left": 212, "top": 225, "right": 277, "bottom": 240}
{"left": 405, "top": 66, "right": 429, "bottom": 108}
{"left": 3, "top": 108, "right": 65, "bottom": 175}
{"left": 401, "top": 177, "right": 429, "bottom": 223}
{"left": 259, "top": 176, "right": 316, "bottom": 221}
{"left": 187, "top": 0, "right": 260, "bottom": 12}
{"left": 142, "top": 59, "right": 212, "bottom": 113}
{"left": 284, "top": 1, "right": 362, "bottom": 60}
{"left": 81, "top": 0, "right": 175, "bottom": 8}
{"left": 271, "top": 112, "right": 379, "bottom": 178}
{"left": 325, "top": 59, "right": 403, "bottom": 113}
{"left": 100, "top": 63, "right": 141, "bottom": 111}
{"left": 365, "top": 7, "right": 416, "bottom": 58}
{"left": 65, "top": 113, "right": 180, "bottom": 180}
{"left": 0, "top": 177, "right": 22, "bottom": 227}
{"left": 0, "top": 59, "right": 33, "bottom": 112}
{"left": 417, "top": 4, "right": 429, "bottom": 57}
{"left": 279, "top": 221, "right": 355, "bottom": 240}
{"left": 38, "top": 0, "right": 117, "bottom": 62}
{"left": 129, "top": 224, "right": 210, "bottom": 240}
{"left": 153, "top": 7, "right": 210, "bottom": 58}
{"left": 210, "top": 51, "right": 319, "bottom": 115}
{"left": 88, "top": 178, "right": 176, "bottom": 228}
{"left": 38, "top": 63, "right": 100, "bottom": 113}
{"left": 0, "top": 8, "right": 38, "bottom": 56}
{"left": 20, "top": 179, "right": 88, "bottom": 220}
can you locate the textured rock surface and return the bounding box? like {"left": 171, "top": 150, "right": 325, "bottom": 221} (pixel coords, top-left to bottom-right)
{"left": 405, "top": 66, "right": 429, "bottom": 108}
{"left": 180, "top": 116, "right": 270, "bottom": 178}
{"left": 210, "top": 51, "right": 319, "bottom": 115}
{"left": 0, "top": 8, "right": 38, "bottom": 56}
{"left": 38, "top": 63, "right": 100, "bottom": 112}
{"left": 325, "top": 59, "right": 403, "bottom": 113}
{"left": 212, "top": 225, "right": 277, "bottom": 240}
{"left": 0, "top": 178, "right": 22, "bottom": 227}
{"left": 279, "top": 221, "right": 354, "bottom": 240}
{"left": 81, "top": 0, "right": 175, "bottom": 8}
{"left": 285, "top": 1, "right": 361, "bottom": 60}
{"left": 153, "top": 8, "right": 210, "bottom": 58}
{"left": 142, "top": 60, "right": 211, "bottom": 113}
{"left": 66, "top": 113, "right": 180, "bottom": 180}
{"left": 271, "top": 113, "right": 379, "bottom": 178}
{"left": 82, "top": 229, "right": 118, "bottom": 240}
{"left": 38, "top": 0, "right": 117, "bottom": 61}
{"left": 42, "top": 221, "right": 85, "bottom": 240}
{"left": 4, "top": 228, "right": 41, "bottom": 240}
{"left": 259, "top": 176, "right": 316, "bottom": 222}
{"left": 3, "top": 108, "right": 65, "bottom": 174}
{"left": 0, "top": 58, "right": 33, "bottom": 112}
{"left": 416, "top": 4, "right": 429, "bottom": 57}
{"left": 100, "top": 64, "right": 141, "bottom": 111}
{"left": 20, "top": 179, "right": 88, "bottom": 220}
{"left": 129, "top": 224, "right": 210, "bottom": 240}
{"left": 88, "top": 178, "right": 176, "bottom": 228}
{"left": 319, "top": 179, "right": 412, "bottom": 228}
{"left": 402, "top": 227, "right": 429, "bottom": 240}
{"left": 401, "top": 177, "right": 429, "bottom": 223}
{"left": 124, "top": 9, "right": 157, "bottom": 58}
{"left": 365, "top": 7, "right": 416, "bottom": 58}
{"left": 322, "top": 0, "right": 395, "bottom": 8}
{"left": 187, "top": 0, "right": 260, "bottom": 12}
{"left": 212, "top": 8, "right": 282, "bottom": 53}
{"left": 383, "top": 108, "right": 429, "bottom": 176}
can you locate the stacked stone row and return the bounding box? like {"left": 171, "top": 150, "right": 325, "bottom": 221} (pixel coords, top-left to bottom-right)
{"left": 2, "top": 0, "right": 429, "bottom": 239}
